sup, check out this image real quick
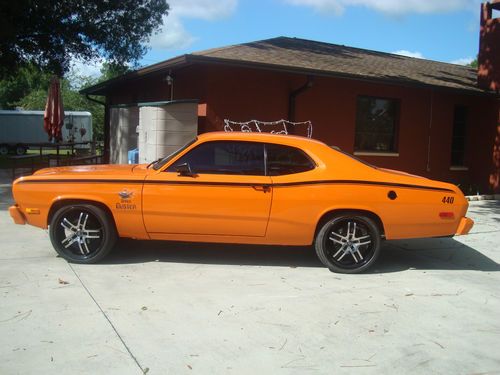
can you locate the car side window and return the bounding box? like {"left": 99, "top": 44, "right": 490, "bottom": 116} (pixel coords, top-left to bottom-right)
{"left": 167, "top": 141, "right": 265, "bottom": 175}
{"left": 266, "top": 144, "right": 315, "bottom": 176}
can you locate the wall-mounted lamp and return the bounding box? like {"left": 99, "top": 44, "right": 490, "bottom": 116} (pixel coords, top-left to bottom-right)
{"left": 165, "top": 71, "right": 174, "bottom": 100}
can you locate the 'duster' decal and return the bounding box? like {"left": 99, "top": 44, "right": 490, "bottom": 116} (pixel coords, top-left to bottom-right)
{"left": 116, "top": 189, "right": 137, "bottom": 210}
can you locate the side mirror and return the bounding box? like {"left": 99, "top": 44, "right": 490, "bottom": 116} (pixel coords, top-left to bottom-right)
{"left": 176, "top": 162, "right": 195, "bottom": 177}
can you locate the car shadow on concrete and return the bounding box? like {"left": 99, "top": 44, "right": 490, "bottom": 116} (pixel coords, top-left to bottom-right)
{"left": 370, "top": 238, "right": 500, "bottom": 273}
{"left": 103, "top": 237, "right": 500, "bottom": 273}
{"left": 106, "top": 240, "right": 324, "bottom": 268}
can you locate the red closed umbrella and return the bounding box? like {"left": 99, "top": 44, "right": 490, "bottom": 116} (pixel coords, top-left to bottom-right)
{"left": 44, "top": 77, "right": 65, "bottom": 142}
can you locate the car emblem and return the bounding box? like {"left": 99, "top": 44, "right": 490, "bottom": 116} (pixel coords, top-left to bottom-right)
{"left": 119, "top": 189, "right": 133, "bottom": 199}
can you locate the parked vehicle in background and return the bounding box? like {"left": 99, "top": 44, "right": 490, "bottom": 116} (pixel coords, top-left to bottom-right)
{"left": 9, "top": 132, "right": 474, "bottom": 273}
{"left": 0, "top": 110, "right": 93, "bottom": 155}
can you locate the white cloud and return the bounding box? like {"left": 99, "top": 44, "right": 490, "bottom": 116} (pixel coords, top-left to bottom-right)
{"left": 150, "top": 0, "right": 238, "bottom": 50}
{"left": 449, "top": 57, "right": 475, "bottom": 65}
{"left": 392, "top": 50, "right": 424, "bottom": 58}
{"left": 150, "top": 15, "right": 196, "bottom": 50}
{"left": 284, "top": 0, "right": 477, "bottom": 16}
{"left": 70, "top": 58, "right": 104, "bottom": 78}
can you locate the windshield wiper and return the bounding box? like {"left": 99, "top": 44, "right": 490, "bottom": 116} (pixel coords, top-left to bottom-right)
{"left": 146, "top": 158, "right": 162, "bottom": 169}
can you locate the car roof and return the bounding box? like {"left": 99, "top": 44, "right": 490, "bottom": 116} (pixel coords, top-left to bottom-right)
{"left": 197, "top": 131, "right": 327, "bottom": 148}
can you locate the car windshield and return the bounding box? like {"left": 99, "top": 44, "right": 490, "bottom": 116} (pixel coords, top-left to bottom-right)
{"left": 152, "top": 137, "right": 198, "bottom": 170}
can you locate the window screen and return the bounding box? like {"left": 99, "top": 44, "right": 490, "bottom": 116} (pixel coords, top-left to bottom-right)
{"left": 451, "top": 106, "right": 467, "bottom": 166}
{"left": 354, "top": 96, "right": 399, "bottom": 152}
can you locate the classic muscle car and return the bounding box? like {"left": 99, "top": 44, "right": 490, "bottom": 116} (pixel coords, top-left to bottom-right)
{"left": 9, "top": 132, "right": 474, "bottom": 273}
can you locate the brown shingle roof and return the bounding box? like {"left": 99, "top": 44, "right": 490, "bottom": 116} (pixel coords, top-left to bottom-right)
{"left": 193, "top": 36, "right": 481, "bottom": 93}
{"left": 82, "top": 36, "right": 488, "bottom": 96}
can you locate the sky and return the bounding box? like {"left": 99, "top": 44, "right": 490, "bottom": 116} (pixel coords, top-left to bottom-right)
{"left": 76, "top": 0, "right": 486, "bottom": 76}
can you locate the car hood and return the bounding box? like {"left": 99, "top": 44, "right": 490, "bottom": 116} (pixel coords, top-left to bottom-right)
{"left": 18, "top": 164, "right": 152, "bottom": 180}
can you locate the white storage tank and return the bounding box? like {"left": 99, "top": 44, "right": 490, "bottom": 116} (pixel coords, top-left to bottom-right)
{"left": 138, "top": 100, "right": 198, "bottom": 163}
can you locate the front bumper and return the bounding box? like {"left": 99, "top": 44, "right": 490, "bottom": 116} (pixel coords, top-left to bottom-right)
{"left": 9, "top": 205, "right": 26, "bottom": 225}
{"left": 455, "top": 217, "right": 474, "bottom": 235}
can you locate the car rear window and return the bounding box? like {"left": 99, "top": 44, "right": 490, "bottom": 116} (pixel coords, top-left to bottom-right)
{"left": 265, "top": 144, "right": 315, "bottom": 176}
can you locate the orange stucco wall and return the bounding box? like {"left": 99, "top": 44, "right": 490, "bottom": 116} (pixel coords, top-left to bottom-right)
{"left": 106, "top": 63, "right": 500, "bottom": 193}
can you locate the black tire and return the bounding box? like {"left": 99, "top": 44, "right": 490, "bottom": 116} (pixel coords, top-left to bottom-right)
{"left": 15, "top": 145, "right": 26, "bottom": 155}
{"left": 49, "top": 204, "right": 117, "bottom": 264}
{"left": 315, "top": 214, "right": 381, "bottom": 274}
{"left": 0, "top": 145, "right": 8, "bottom": 156}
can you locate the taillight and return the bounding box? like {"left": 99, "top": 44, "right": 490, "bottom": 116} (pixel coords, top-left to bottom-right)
{"left": 439, "top": 212, "right": 455, "bottom": 219}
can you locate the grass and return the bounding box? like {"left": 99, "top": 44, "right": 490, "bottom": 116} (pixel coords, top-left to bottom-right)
{"left": 26, "top": 149, "right": 73, "bottom": 156}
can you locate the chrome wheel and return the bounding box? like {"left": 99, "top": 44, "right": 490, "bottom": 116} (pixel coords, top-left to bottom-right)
{"left": 49, "top": 204, "right": 117, "bottom": 263}
{"left": 59, "top": 211, "right": 102, "bottom": 256}
{"left": 327, "top": 220, "right": 373, "bottom": 267}
{"left": 315, "top": 215, "right": 381, "bottom": 273}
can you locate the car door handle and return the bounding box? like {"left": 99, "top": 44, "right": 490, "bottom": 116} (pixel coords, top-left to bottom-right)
{"left": 252, "top": 184, "right": 271, "bottom": 193}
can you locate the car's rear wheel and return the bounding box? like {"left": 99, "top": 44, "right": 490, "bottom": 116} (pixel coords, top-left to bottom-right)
{"left": 49, "top": 204, "right": 117, "bottom": 264}
{"left": 315, "top": 214, "right": 381, "bottom": 274}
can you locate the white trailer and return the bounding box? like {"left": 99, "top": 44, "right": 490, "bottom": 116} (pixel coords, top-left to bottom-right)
{"left": 0, "top": 110, "right": 93, "bottom": 155}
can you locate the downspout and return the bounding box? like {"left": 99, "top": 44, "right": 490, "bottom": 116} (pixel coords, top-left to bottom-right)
{"left": 85, "top": 94, "right": 109, "bottom": 163}
{"left": 85, "top": 94, "right": 105, "bottom": 106}
{"left": 426, "top": 89, "right": 434, "bottom": 172}
{"left": 288, "top": 76, "right": 314, "bottom": 131}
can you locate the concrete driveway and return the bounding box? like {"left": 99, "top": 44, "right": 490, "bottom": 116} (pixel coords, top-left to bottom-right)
{"left": 0, "top": 181, "right": 499, "bottom": 374}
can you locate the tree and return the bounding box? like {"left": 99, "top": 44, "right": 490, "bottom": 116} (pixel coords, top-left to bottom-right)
{"left": 0, "top": 65, "right": 51, "bottom": 109}
{"left": 0, "top": 0, "right": 169, "bottom": 78}
{"left": 468, "top": 59, "right": 478, "bottom": 69}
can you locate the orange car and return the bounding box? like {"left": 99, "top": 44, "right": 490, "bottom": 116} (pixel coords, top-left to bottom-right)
{"left": 9, "top": 132, "right": 473, "bottom": 273}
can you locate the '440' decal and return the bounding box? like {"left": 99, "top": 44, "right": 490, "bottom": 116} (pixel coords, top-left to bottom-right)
{"left": 442, "top": 196, "right": 454, "bottom": 204}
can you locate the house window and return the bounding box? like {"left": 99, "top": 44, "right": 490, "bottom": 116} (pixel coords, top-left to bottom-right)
{"left": 354, "top": 96, "right": 399, "bottom": 153}
{"left": 451, "top": 106, "right": 467, "bottom": 167}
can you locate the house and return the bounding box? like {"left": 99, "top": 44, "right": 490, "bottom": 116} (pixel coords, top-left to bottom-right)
{"left": 81, "top": 2, "right": 500, "bottom": 193}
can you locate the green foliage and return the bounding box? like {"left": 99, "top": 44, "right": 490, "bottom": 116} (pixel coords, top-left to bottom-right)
{"left": 468, "top": 59, "right": 478, "bottom": 69}
{"left": 0, "top": 65, "right": 51, "bottom": 109}
{"left": 0, "top": 0, "right": 169, "bottom": 78}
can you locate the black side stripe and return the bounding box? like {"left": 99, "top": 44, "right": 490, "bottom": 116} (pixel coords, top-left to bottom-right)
{"left": 17, "top": 178, "right": 455, "bottom": 192}
{"left": 273, "top": 180, "right": 454, "bottom": 192}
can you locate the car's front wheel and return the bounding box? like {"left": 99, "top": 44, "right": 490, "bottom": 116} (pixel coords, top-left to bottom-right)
{"left": 49, "top": 204, "right": 117, "bottom": 264}
{"left": 315, "top": 214, "right": 381, "bottom": 274}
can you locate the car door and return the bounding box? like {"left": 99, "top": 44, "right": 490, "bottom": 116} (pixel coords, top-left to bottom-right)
{"left": 142, "top": 141, "right": 273, "bottom": 237}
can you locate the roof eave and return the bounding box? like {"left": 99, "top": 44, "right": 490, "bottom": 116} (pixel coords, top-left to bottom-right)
{"left": 79, "top": 55, "right": 191, "bottom": 96}
{"left": 80, "top": 53, "right": 498, "bottom": 98}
